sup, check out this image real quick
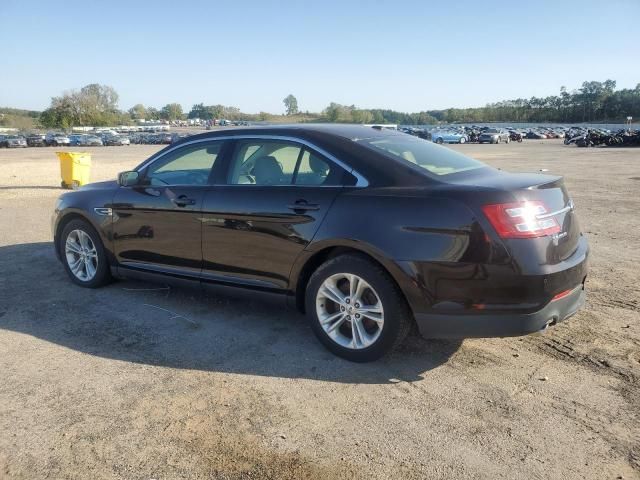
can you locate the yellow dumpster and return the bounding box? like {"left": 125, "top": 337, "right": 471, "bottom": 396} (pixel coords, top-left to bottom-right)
{"left": 56, "top": 152, "right": 91, "bottom": 189}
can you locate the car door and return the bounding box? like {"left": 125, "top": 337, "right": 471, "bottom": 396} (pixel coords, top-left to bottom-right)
{"left": 112, "top": 139, "right": 225, "bottom": 277}
{"left": 200, "top": 138, "right": 355, "bottom": 291}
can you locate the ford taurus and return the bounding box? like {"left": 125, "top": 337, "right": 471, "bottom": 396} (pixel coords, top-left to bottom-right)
{"left": 52, "top": 125, "right": 588, "bottom": 362}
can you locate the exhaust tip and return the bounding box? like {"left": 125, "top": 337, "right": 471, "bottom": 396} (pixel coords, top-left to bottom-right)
{"left": 538, "top": 316, "right": 558, "bottom": 333}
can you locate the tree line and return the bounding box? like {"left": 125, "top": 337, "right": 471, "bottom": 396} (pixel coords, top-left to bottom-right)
{"left": 3, "top": 79, "right": 638, "bottom": 130}
{"left": 427, "top": 81, "right": 640, "bottom": 124}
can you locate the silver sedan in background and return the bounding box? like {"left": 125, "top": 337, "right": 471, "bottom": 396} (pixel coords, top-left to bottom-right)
{"left": 478, "top": 128, "right": 510, "bottom": 144}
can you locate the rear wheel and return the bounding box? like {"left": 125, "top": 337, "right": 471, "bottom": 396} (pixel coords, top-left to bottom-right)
{"left": 305, "top": 254, "right": 412, "bottom": 362}
{"left": 459, "top": 137, "right": 466, "bottom": 144}
{"left": 60, "top": 219, "right": 111, "bottom": 288}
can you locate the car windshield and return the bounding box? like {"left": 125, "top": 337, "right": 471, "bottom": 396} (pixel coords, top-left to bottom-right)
{"left": 357, "top": 136, "right": 486, "bottom": 176}
{"left": 485, "top": 129, "right": 500, "bottom": 133}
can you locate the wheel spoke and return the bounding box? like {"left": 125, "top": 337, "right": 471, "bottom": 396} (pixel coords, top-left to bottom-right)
{"left": 85, "top": 258, "right": 96, "bottom": 278}
{"left": 358, "top": 305, "right": 383, "bottom": 324}
{"left": 325, "top": 314, "right": 347, "bottom": 333}
{"left": 69, "top": 256, "right": 83, "bottom": 274}
{"left": 351, "top": 276, "right": 367, "bottom": 303}
{"left": 320, "top": 310, "right": 343, "bottom": 326}
{"left": 320, "top": 283, "right": 345, "bottom": 305}
{"left": 66, "top": 238, "right": 82, "bottom": 254}
{"left": 351, "top": 317, "right": 367, "bottom": 348}
{"left": 79, "top": 231, "right": 90, "bottom": 249}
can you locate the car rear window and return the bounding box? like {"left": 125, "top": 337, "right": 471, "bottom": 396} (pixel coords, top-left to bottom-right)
{"left": 356, "top": 136, "right": 486, "bottom": 176}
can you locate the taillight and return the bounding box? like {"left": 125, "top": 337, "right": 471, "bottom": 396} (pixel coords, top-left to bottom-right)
{"left": 482, "top": 201, "right": 561, "bottom": 238}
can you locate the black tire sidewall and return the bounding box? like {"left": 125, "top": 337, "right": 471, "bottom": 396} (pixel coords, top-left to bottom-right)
{"left": 60, "top": 219, "right": 111, "bottom": 288}
{"left": 305, "top": 255, "right": 410, "bottom": 362}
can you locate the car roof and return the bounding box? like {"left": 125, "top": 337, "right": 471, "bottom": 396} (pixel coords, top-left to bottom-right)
{"left": 154, "top": 124, "right": 430, "bottom": 187}
{"left": 174, "top": 124, "right": 431, "bottom": 186}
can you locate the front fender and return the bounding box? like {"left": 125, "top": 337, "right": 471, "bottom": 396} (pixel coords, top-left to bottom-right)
{"left": 52, "top": 186, "right": 117, "bottom": 263}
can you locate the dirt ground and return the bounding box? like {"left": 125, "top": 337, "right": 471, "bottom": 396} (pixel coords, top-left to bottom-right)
{"left": 0, "top": 139, "right": 638, "bottom": 480}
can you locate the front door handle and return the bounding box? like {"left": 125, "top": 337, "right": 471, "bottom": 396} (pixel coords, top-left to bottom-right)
{"left": 287, "top": 201, "right": 320, "bottom": 212}
{"left": 172, "top": 195, "right": 196, "bottom": 207}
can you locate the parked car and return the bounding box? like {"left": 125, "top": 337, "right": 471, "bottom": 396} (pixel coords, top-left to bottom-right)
{"left": 478, "top": 128, "right": 510, "bottom": 144}
{"left": 527, "top": 131, "right": 547, "bottom": 140}
{"left": 26, "top": 134, "right": 46, "bottom": 147}
{"left": 52, "top": 125, "right": 588, "bottom": 362}
{"left": 103, "top": 135, "right": 130, "bottom": 146}
{"left": 431, "top": 131, "right": 468, "bottom": 144}
{"left": 1, "top": 135, "right": 27, "bottom": 148}
{"left": 45, "top": 132, "right": 71, "bottom": 146}
{"left": 68, "top": 134, "right": 85, "bottom": 146}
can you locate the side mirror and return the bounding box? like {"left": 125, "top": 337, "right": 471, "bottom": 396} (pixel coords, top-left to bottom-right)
{"left": 118, "top": 170, "right": 140, "bottom": 187}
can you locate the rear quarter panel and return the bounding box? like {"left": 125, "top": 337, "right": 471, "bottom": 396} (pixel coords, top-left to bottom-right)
{"left": 298, "top": 188, "right": 504, "bottom": 313}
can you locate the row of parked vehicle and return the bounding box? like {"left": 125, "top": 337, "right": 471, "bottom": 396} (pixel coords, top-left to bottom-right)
{"left": 401, "top": 126, "right": 527, "bottom": 144}
{"left": 564, "top": 128, "right": 640, "bottom": 147}
{"left": 399, "top": 124, "right": 602, "bottom": 146}
{"left": 0, "top": 130, "right": 195, "bottom": 148}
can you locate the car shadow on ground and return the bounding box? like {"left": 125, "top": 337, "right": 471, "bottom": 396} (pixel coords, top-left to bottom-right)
{"left": 0, "top": 242, "right": 462, "bottom": 384}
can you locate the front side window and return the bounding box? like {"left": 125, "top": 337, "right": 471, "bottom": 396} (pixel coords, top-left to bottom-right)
{"left": 356, "top": 135, "right": 486, "bottom": 176}
{"left": 228, "top": 140, "right": 344, "bottom": 186}
{"left": 145, "top": 142, "right": 221, "bottom": 186}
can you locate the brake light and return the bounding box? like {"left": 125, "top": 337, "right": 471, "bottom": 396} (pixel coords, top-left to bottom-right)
{"left": 482, "top": 201, "right": 561, "bottom": 238}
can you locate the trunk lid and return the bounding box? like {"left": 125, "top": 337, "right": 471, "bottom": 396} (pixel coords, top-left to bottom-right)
{"left": 445, "top": 169, "right": 582, "bottom": 264}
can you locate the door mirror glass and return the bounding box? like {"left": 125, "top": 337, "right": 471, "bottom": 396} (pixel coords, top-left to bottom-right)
{"left": 118, "top": 170, "right": 140, "bottom": 187}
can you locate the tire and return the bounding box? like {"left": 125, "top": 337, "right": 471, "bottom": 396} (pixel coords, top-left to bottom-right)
{"left": 59, "top": 219, "right": 112, "bottom": 288}
{"left": 435, "top": 137, "right": 443, "bottom": 144}
{"left": 495, "top": 138, "right": 500, "bottom": 144}
{"left": 505, "top": 137, "right": 510, "bottom": 144}
{"left": 459, "top": 137, "right": 466, "bottom": 144}
{"left": 305, "top": 254, "right": 412, "bottom": 362}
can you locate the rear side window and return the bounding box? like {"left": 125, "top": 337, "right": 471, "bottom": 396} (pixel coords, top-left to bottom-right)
{"left": 229, "top": 141, "right": 302, "bottom": 185}
{"left": 357, "top": 136, "right": 486, "bottom": 176}
{"left": 295, "top": 150, "right": 331, "bottom": 185}
{"left": 227, "top": 140, "right": 346, "bottom": 186}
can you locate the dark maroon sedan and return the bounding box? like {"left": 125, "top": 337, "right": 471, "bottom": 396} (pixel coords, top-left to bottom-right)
{"left": 52, "top": 125, "right": 588, "bottom": 361}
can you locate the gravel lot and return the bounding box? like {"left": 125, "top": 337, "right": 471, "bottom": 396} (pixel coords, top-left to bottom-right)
{"left": 0, "top": 139, "right": 638, "bottom": 479}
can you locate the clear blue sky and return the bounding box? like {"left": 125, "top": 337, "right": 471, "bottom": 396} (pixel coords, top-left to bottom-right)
{"left": 1, "top": 0, "right": 638, "bottom": 114}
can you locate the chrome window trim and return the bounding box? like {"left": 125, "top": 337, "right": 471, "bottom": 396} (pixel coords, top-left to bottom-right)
{"left": 136, "top": 134, "right": 369, "bottom": 187}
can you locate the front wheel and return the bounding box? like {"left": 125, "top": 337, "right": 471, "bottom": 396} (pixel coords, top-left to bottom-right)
{"left": 60, "top": 219, "right": 112, "bottom": 288}
{"left": 435, "top": 137, "right": 444, "bottom": 144}
{"left": 305, "top": 254, "right": 412, "bottom": 362}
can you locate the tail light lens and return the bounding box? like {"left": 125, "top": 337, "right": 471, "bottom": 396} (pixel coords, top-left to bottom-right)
{"left": 482, "top": 201, "right": 561, "bottom": 238}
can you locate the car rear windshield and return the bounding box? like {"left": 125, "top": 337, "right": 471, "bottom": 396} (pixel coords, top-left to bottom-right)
{"left": 356, "top": 136, "right": 486, "bottom": 176}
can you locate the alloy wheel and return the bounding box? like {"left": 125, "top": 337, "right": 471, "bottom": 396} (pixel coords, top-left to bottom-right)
{"left": 65, "top": 229, "right": 98, "bottom": 281}
{"left": 315, "top": 273, "right": 384, "bottom": 349}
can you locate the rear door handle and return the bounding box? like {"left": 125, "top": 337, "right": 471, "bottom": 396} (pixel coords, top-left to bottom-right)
{"left": 173, "top": 195, "right": 196, "bottom": 207}
{"left": 287, "top": 201, "right": 320, "bottom": 212}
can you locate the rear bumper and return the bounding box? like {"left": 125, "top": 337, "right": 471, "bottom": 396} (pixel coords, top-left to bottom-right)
{"left": 415, "top": 284, "right": 585, "bottom": 339}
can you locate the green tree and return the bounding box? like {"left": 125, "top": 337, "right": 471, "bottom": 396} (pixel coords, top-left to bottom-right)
{"left": 283, "top": 94, "right": 299, "bottom": 115}
{"left": 161, "top": 103, "right": 184, "bottom": 121}
{"left": 145, "top": 107, "right": 160, "bottom": 120}
{"left": 128, "top": 103, "right": 147, "bottom": 120}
